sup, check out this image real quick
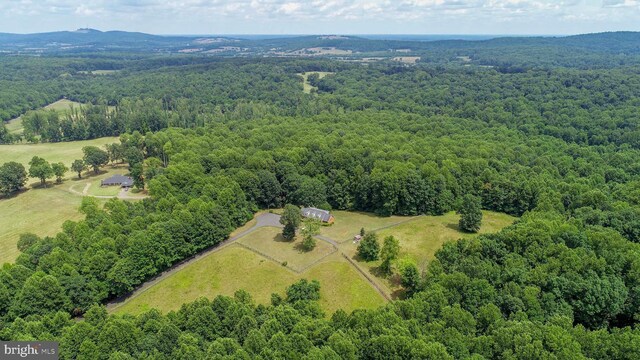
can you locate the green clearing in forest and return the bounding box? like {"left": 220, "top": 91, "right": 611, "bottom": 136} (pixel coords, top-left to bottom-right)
{"left": 112, "top": 210, "right": 514, "bottom": 315}
{"left": 339, "top": 210, "right": 517, "bottom": 298}
{"left": 0, "top": 137, "right": 129, "bottom": 265}
{"left": 112, "top": 245, "right": 386, "bottom": 316}
{"left": 0, "top": 136, "right": 118, "bottom": 171}
{"left": 0, "top": 165, "right": 137, "bottom": 265}
{"left": 298, "top": 72, "right": 334, "bottom": 94}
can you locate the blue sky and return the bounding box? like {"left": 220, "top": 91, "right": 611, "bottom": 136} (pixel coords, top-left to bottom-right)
{"left": 1, "top": 0, "right": 639, "bottom": 35}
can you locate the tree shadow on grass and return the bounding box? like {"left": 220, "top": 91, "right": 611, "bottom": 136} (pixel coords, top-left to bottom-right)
{"left": 293, "top": 242, "right": 313, "bottom": 253}
{"left": 272, "top": 233, "right": 292, "bottom": 243}
{"left": 391, "top": 288, "right": 407, "bottom": 300}
{"left": 70, "top": 169, "right": 108, "bottom": 182}
{"left": 445, "top": 222, "right": 462, "bottom": 232}
{"left": 370, "top": 265, "right": 395, "bottom": 279}
{"left": 0, "top": 188, "right": 28, "bottom": 200}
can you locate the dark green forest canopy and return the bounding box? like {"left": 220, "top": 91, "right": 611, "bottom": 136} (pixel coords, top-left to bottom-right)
{"left": 2, "top": 34, "right": 640, "bottom": 358}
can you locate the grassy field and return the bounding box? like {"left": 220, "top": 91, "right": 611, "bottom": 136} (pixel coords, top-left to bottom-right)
{"left": 306, "top": 254, "right": 387, "bottom": 313}
{"left": 339, "top": 210, "right": 516, "bottom": 297}
{"left": 237, "top": 227, "right": 336, "bottom": 272}
{"left": 298, "top": 72, "right": 334, "bottom": 94}
{"left": 112, "top": 245, "right": 385, "bottom": 316}
{"left": 319, "top": 210, "right": 413, "bottom": 243}
{"left": 113, "top": 245, "right": 299, "bottom": 315}
{"left": 0, "top": 174, "right": 112, "bottom": 265}
{"left": 0, "top": 137, "right": 118, "bottom": 173}
{"left": 44, "top": 99, "right": 84, "bottom": 111}
{"left": 112, "top": 210, "right": 514, "bottom": 316}
{"left": 0, "top": 165, "right": 142, "bottom": 264}
{"left": 5, "top": 99, "right": 85, "bottom": 134}
{"left": 0, "top": 185, "right": 86, "bottom": 264}
{"left": 0, "top": 135, "right": 131, "bottom": 265}
{"left": 5, "top": 118, "right": 23, "bottom": 134}
{"left": 375, "top": 210, "right": 516, "bottom": 265}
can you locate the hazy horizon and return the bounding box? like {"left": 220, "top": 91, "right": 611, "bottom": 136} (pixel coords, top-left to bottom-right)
{"left": 1, "top": 1, "right": 639, "bottom": 36}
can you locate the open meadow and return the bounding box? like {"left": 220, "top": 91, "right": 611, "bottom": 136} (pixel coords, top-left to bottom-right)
{"left": 237, "top": 226, "right": 336, "bottom": 272}
{"left": 0, "top": 136, "right": 118, "bottom": 171}
{"left": 112, "top": 244, "right": 387, "bottom": 316}
{"left": 0, "top": 137, "right": 138, "bottom": 264}
{"left": 318, "top": 210, "right": 414, "bottom": 243}
{"left": 0, "top": 165, "right": 142, "bottom": 264}
{"left": 339, "top": 210, "right": 517, "bottom": 297}
{"left": 5, "top": 99, "right": 85, "bottom": 134}
{"left": 112, "top": 210, "right": 515, "bottom": 316}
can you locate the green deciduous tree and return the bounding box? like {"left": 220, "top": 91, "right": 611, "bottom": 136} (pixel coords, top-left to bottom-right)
{"left": 10, "top": 271, "right": 71, "bottom": 317}
{"left": 51, "top": 162, "right": 68, "bottom": 183}
{"left": 458, "top": 194, "right": 483, "bottom": 233}
{"left": 28, "top": 156, "right": 54, "bottom": 186}
{"left": 130, "top": 163, "right": 144, "bottom": 189}
{"left": 82, "top": 146, "right": 109, "bottom": 174}
{"left": 399, "top": 261, "right": 421, "bottom": 296}
{"left": 0, "top": 161, "right": 27, "bottom": 195}
{"left": 301, "top": 220, "right": 320, "bottom": 251}
{"left": 71, "top": 159, "right": 85, "bottom": 179}
{"left": 286, "top": 279, "right": 321, "bottom": 302}
{"left": 357, "top": 232, "right": 380, "bottom": 261}
{"left": 380, "top": 235, "right": 400, "bottom": 274}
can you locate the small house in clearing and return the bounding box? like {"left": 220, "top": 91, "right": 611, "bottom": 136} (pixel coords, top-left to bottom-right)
{"left": 101, "top": 174, "right": 133, "bottom": 188}
{"left": 301, "top": 207, "right": 335, "bottom": 224}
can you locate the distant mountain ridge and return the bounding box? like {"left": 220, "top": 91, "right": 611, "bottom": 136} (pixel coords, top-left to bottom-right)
{"left": 0, "top": 29, "right": 638, "bottom": 56}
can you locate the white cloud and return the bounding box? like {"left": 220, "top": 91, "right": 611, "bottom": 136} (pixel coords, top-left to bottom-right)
{"left": 0, "top": 0, "right": 638, "bottom": 34}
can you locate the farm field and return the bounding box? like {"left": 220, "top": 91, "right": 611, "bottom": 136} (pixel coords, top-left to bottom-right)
{"left": 0, "top": 166, "right": 141, "bottom": 265}
{"left": 0, "top": 135, "right": 138, "bottom": 265}
{"left": 339, "top": 210, "right": 517, "bottom": 297}
{"left": 237, "top": 226, "right": 336, "bottom": 272}
{"left": 112, "top": 245, "right": 386, "bottom": 316}
{"left": 0, "top": 184, "right": 96, "bottom": 264}
{"left": 78, "top": 69, "right": 120, "bottom": 75}
{"left": 112, "top": 210, "right": 514, "bottom": 316}
{"left": 0, "top": 136, "right": 118, "bottom": 172}
{"left": 5, "top": 99, "right": 85, "bottom": 134}
{"left": 318, "top": 210, "right": 413, "bottom": 243}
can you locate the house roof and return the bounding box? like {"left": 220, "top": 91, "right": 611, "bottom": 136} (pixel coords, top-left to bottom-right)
{"left": 102, "top": 174, "right": 133, "bottom": 186}
{"left": 301, "top": 207, "right": 332, "bottom": 222}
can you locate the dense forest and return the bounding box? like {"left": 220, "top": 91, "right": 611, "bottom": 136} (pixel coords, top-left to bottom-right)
{"left": 1, "top": 33, "right": 640, "bottom": 358}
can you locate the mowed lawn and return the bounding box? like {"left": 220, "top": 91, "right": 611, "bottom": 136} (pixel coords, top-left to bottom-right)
{"left": 305, "top": 254, "right": 387, "bottom": 314}
{"left": 237, "top": 227, "right": 336, "bottom": 272}
{"left": 376, "top": 210, "right": 516, "bottom": 265}
{"left": 0, "top": 166, "right": 131, "bottom": 264}
{"left": 113, "top": 245, "right": 299, "bottom": 315}
{"left": 111, "top": 210, "right": 513, "bottom": 317}
{"left": 0, "top": 137, "right": 118, "bottom": 172}
{"left": 319, "top": 210, "right": 413, "bottom": 243}
{"left": 0, "top": 138, "right": 121, "bottom": 264}
{"left": 112, "top": 245, "right": 385, "bottom": 316}
{"left": 0, "top": 181, "right": 109, "bottom": 264}
{"left": 339, "top": 210, "right": 516, "bottom": 297}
